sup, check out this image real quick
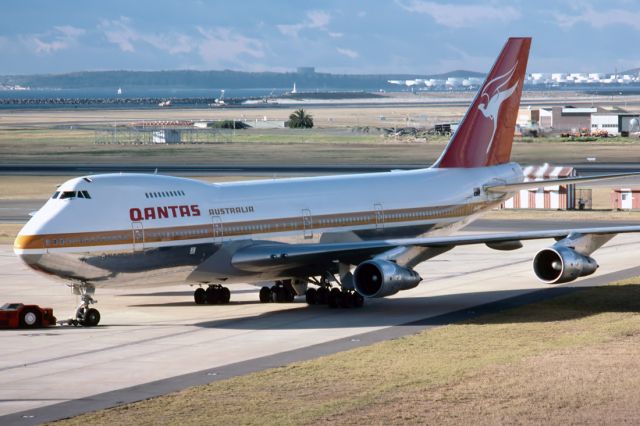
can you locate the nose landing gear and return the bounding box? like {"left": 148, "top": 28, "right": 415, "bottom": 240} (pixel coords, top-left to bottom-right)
{"left": 64, "top": 283, "right": 100, "bottom": 327}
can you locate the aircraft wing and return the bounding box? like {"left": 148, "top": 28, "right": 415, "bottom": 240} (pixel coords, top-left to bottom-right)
{"left": 231, "top": 226, "right": 640, "bottom": 272}
{"left": 485, "top": 172, "right": 640, "bottom": 193}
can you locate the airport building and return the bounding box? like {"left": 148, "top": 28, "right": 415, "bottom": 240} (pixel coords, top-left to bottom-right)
{"left": 502, "top": 165, "right": 576, "bottom": 209}
{"left": 611, "top": 188, "right": 640, "bottom": 210}
{"left": 518, "top": 107, "right": 640, "bottom": 136}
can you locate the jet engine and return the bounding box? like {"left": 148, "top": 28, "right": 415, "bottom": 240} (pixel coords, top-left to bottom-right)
{"left": 533, "top": 246, "right": 598, "bottom": 284}
{"left": 353, "top": 259, "right": 422, "bottom": 298}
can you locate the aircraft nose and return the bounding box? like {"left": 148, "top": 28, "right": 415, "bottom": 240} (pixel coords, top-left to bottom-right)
{"left": 14, "top": 234, "right": 51, "bottom": 274}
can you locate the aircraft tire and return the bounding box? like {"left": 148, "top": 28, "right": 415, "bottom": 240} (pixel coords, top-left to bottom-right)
{"left": 316, "top": 287, "right": 329, "bottom": 305}
{"left": 221, "top": 287, "right": 231, "bottom": 304}
{"left": 305, "top": 288, "right": 317, "bottom": 305}
{"left": 194, "top": 288, "right": 206, "bottom": 305}
{"left": 341, "top": 292, "right": 354, "bottom": 309}
{"left": 206, "top": 286, "right": 220, "bottom": 304}
{"left": 328, "top": 288, "right": 341, "bottom": 308}
{"left": 353, "top": 293, "right": 365, "bottom": 308}
{"left": 81, "top": 308, "right": 100, "bottom": 327}
{"left": 274, "top": 287, "right": 286, "bottom": 303}
{"left": 259, "top": 286, "right": 271, "bottom": 303}
{"left": 285, "top": 288, "right": 295, "bottom": 303}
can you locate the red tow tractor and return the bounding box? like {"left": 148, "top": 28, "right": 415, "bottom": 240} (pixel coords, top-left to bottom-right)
{"left": 0, "top": 303, "right": 57, "bottom": 328}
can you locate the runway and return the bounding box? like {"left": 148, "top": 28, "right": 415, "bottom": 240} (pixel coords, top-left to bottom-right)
{"left": 2, "top": 230, "right": 640, "bottom": 424}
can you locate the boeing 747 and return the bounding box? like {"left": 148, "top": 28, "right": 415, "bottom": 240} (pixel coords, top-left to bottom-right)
{"left": 14, "top": 38, "right": 640, "bottom": 326}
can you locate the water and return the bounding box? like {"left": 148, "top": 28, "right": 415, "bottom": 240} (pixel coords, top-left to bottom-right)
{"left": 0, "top": 87, "right": 294, "bottom": 110}
{"left": 0, "top": 87, "right": 288, "bottom": 100}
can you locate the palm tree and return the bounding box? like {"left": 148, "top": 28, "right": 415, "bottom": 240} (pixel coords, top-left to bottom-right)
{"left": 287, "top": 109, "right": 314, "bottom": 128}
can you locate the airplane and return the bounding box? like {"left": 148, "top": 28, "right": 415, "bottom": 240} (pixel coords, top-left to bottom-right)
{"left": 14, "top": 37, "right": 640, "bottom": 327}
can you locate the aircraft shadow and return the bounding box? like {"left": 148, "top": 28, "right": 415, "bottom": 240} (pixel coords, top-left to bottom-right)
{"left": 127, "top": 300, "right": 263, "bottom": 308}
{"left": 190, "top": 285, "right": 640, "bottom": 330}
{"left": 120, "top": 289, "right": 256, "bottom": 297}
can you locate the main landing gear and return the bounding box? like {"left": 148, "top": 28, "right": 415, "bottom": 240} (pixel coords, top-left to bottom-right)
{"left": 305, "top": 273, "right": 364, "bottom": 309}
{"left": 194, "top": 285, "right": 231, "bottom": 305}
{"left": 305, "top": 287, "right": 364, "bottom": 309}
{"left": 259, "top": 280, "right": 296, "bottom": 303}
{"left": 66, "top": 283, "right": 100, "bottom": 327}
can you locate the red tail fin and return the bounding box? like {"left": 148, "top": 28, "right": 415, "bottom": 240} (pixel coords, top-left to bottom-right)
{"left": 435, "top": 37, "right": 531, "bottom": 168}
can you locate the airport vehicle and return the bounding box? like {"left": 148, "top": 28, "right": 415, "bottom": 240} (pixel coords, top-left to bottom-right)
{"left": 0, "top": 303, "right": 57, "bottom": 328}
{"left": 13, "top": 38, "right": 640, "bottom": 326}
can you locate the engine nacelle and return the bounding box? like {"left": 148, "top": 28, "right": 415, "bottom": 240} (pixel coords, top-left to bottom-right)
{"left": 353, "top": 259, "right": 422, "bottom": 298}
{"left": 533, "top": 246, "right": 598, "bottom": 284}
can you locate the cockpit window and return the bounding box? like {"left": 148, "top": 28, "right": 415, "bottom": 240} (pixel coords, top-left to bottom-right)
{"left": 57, "top": 190, "right": 91, "bottom": 200}
{"left": 51, "top": 191, "right": 60, "bottom": 199}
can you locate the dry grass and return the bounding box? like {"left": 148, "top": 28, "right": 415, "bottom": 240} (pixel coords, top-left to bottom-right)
{"left": 51, "top": 280, "right": 640, "bottom": 426}
{"left": 2, "top": 107, "right": 640, "bottom": 166}
{"left": 0, "top": 176, "right": 74, "bottom": 199}
{"left": 0, "top": 224, "right": 22, "bottom": 244}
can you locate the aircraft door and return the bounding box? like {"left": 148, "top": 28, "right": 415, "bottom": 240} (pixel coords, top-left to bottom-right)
{"left": 374, "top": 203, "right": 384, "bottom": 231}
{"left": 211, "top": 216, "right": 224, "bottom": 244}
{"left": 302, "top": 208, "right": 313, "bottom": 239}
{"left": 132, "top": 222, "right": 144, "bottom": 252}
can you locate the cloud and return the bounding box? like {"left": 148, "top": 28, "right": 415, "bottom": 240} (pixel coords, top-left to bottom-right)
{"left": 277, "top": 10, "right": 332, "bottom": 38}
{"left": 99, "top": 17, "right": 137, "bottom": 52}
{"left": 98, "top": 17, "right": 264, "bottom": 68}
{"left": 553, "top": 6, "right": 640, "bottom": 31}
{"left": 306, "top": 10, "right": 331, "bottom": 29}
{"left": 196, "top": 27, "right": 265, "bottom": 66}
{"left": 397, "top": 0, "right": 521, "bottom": 28}
{"left": 336, "top": 47, "right": 359, "bottom": 59}
{"left": 100, "top": 17, "right": 193, "bottom": 54}
{"left": 29, "top": 25, "right": 85, "bottom": 54}
{"left": 328, "top": 32, "right": 344, "bottom": 38}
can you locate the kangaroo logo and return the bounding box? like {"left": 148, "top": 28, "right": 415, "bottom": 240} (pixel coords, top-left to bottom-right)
{"left": 478, "top": 62, "right": 519, "bottom": 154}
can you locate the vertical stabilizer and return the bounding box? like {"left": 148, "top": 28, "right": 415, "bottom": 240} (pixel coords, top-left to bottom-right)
{"left": 435, "top": 37, "right": 531, "bottom": 168}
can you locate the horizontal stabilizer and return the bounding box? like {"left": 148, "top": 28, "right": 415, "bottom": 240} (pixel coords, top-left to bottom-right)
{"left": 485, "top": 172, "right": 640, "bottom": 193}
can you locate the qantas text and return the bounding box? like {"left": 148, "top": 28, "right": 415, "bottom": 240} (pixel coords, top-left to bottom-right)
{"left": 130, "top": 205, "right": 201, "bottom": 221}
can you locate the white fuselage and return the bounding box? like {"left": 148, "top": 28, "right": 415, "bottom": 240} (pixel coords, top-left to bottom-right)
{"left": 14, "top": 163, "right": 522, "bottom": 288}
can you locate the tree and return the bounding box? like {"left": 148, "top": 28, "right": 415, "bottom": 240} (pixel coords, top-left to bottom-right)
{"left": 287, "top": 109, "right": 314, "bottom": 128}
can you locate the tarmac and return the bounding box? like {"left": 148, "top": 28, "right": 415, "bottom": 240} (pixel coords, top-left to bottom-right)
{"left": 1, "top": 230, "right": 640, "bottom": 424}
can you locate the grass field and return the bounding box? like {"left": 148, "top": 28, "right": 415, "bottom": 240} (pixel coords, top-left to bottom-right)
{"left": 2, "top": 127, "right": 640, "bottom": 166}
{"left": 50, "top": 279, "right": 640, "bottom": 425}
{"left": 1, "top": 104, "right": 640, "bottom": 166}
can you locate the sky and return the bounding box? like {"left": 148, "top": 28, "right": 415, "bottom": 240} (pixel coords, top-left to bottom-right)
{"left": 1, "top": 0, "right": 639, "bottom": 75}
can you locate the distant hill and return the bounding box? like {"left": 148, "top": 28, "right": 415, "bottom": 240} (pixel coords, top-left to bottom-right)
{"left": 0, "top": 69, "right": 486, "bottom": 90}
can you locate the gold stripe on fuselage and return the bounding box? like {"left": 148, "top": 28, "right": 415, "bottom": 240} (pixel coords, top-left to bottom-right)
{"left": 14, "top": 201, "right": 494, "bottom": 251}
